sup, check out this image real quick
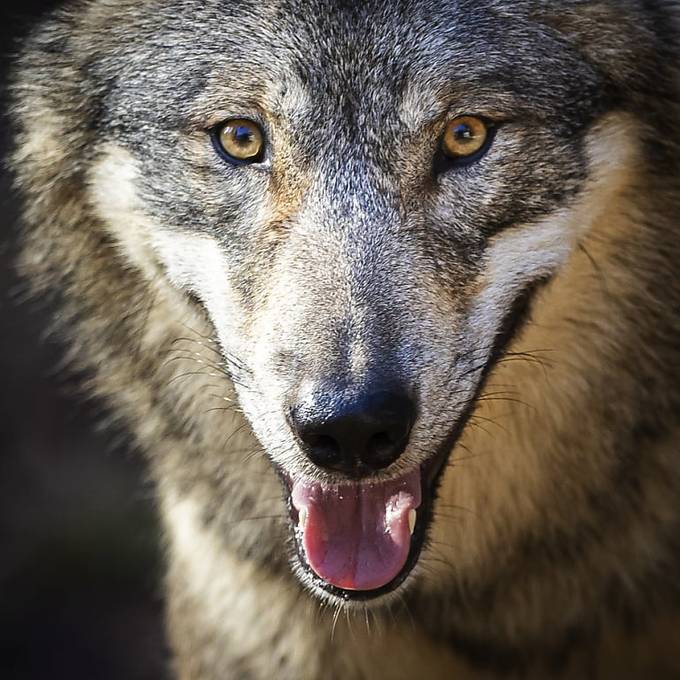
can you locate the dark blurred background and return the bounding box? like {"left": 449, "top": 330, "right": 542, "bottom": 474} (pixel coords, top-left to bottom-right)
{"left": 0, "top": 2, "right": 168, "bottom": 678}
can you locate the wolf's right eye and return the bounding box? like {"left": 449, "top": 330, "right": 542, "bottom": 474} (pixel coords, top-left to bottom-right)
{"left": 213, "top": 119, "right": 265, "bottom": 165}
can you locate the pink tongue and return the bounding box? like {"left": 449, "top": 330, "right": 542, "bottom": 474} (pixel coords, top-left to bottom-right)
{"left": 291, "top": 469, "right": 421, "bottom": 591}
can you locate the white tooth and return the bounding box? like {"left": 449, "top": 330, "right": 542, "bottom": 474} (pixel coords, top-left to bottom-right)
{"left": 408, "top": 509, "right": 417, "bottom": 535}
{"left": 299, "top": 508, "right": 307, "bottom": 529}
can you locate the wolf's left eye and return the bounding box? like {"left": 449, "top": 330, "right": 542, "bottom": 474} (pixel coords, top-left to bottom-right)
{"left": 441, "top": 116, "right": 491, "bottom": 165}
{"left": 213, "top": 119, "right": 265, "bottom": 165}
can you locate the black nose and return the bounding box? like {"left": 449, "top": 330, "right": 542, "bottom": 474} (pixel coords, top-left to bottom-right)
{"left": 290, "top": 388, "right": 415, "bottom": 475}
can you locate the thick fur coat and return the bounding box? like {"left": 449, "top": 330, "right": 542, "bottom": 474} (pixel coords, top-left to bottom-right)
{"left": 11, "top": 1, "right": 680, "bottom": 677}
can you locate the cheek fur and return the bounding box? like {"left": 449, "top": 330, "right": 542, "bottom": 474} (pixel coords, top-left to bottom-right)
{"left": 88, "top": 143, "right": 248, "bottom": 354}
{"left": 468, "top": 112, "right": 640, "bottom": 340}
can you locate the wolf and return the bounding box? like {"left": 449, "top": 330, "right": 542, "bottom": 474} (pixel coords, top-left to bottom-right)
{"left": 10, "top": 0, "right": 680, "bottom": 677}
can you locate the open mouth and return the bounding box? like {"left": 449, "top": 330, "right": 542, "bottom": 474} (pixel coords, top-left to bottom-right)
{"left": 283, "top": 451, "right": 448, "bottom": 601}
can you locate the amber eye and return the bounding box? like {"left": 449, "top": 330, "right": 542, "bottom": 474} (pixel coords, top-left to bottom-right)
{"left": 215, "top": 119, "right": 265, "bottom": 164}
{"left": 441, "top": 116, "right": 490, "bottom": 161}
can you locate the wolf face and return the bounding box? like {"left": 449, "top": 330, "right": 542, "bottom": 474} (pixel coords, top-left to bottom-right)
{"left": 14, "top": 7, "right": 680, "bottom": 671}
{"left": 69, "top": 0, "right": 656, "bottom": 602}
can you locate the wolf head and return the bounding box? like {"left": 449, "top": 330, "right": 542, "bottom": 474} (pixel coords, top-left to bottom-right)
{"left": 13, "top": 0, "right": 680, "bottom": 610}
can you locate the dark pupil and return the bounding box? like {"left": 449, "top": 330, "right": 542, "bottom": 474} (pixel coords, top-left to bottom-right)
{"left": 454, "top": 123, "right": 474, "bottom": 141}
{"left": 233, "top": 126, "right": 253, "bottom": 145}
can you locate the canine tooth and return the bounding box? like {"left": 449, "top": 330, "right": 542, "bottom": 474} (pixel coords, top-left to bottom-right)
{"left": 408, "top": 509, "right": 417, "bottom": 535}
{"left": 299, "top": 508, "right": 307, "bottom": 529}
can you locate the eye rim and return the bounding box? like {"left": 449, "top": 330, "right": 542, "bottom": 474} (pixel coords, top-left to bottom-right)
{"left": 210, "top": 117, "right": 267, "bottom": 166}
{"left": 434, "top": 115, "right": 497, "bottom": 173}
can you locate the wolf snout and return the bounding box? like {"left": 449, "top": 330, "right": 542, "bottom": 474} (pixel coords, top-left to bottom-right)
{"left": 289, "top": 387, "right": 415, "bottom": 476}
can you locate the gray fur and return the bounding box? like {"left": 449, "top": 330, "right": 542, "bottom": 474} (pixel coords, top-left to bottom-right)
{"left": 10, "top": 0, "right": 680, "bottom": 677}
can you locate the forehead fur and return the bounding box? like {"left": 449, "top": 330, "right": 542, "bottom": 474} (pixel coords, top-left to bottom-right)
{"left": 70, "top": 0, "right": 648, "bottom": 133}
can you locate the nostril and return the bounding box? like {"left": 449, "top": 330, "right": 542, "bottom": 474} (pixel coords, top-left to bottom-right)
{"left": 303, "top": 432, "right": 341, "bottom": 467}
{"left": 365, "top": 431, "right": 398, "bottom": 469}
{"left": 369, "top": 431, "right": 393, "bottom": 451}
